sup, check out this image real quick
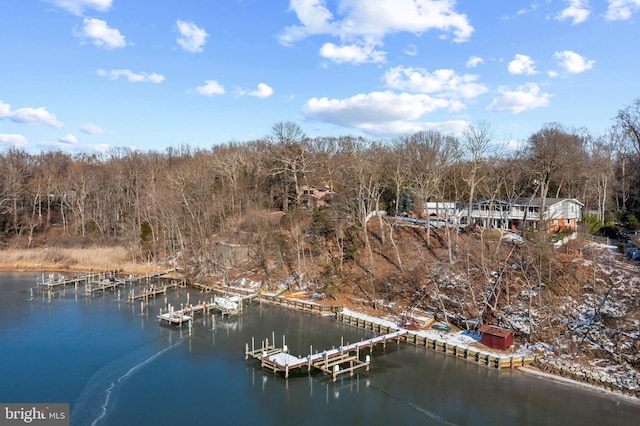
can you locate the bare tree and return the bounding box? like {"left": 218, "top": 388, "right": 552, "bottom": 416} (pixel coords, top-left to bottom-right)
{"left": 406, "top": 131, "right": 459, "bottom": 248}
{"left": 268, "top": 121, "right": 311, "bottom": 210}
{"left": 462, "top": 121, "right": 493, "bottom": 226}
{"left": 524, "top": 123, "right": 585, "bottom": 231}
{"left": 615, "top": 98, "right": 640, "bottom": 156}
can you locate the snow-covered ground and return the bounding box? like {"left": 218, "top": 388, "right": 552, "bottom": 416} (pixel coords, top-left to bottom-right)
{"left": 341, "top": 307, "right": 532, "bottom": 359}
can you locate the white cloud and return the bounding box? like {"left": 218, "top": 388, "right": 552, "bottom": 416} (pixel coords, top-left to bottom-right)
{"left": 319, "top": 42, "right": 386, "bottom": 64}
{"left": 487, "top": 83, "right": 552, "bottom": 114}
{"left": 80, "top": 123, "right": 108, "bottom": 135}
{"left": 248, "top": 83, "right": 274, "bottom": 99}
{"left": 516, "top": 3, "right": 539, "bottom": 16}
{"left": 303, "top": 91, "right": 463, "bottom": 130}
{"left": 466, "top": 56, "right": 484, "bottom": 68}
{"left": 605, "top": 0, "right": 640, "bottom": 20}
{"left": 38, "top": 140, "right": 111, "bottom": 153}
{"left": 0, "top": 100, "right": 63, "bottom": 128}
{"left": 556, "top": 0, "right": 590, "bottom": 24}
{"left": 196, "top": 80, "right": 225, "bottom": 96}
{"left": 403, "top": 44, "right": 418, "bottom": 56}
{"left": 553, "top": 50, "right": 595, "bottom": 73}
{"left": 97, "top": 69, "right": 165, "bottom": 83}
{"left": 279, "top": 0, "right": 474, "bottom": 50}
{"left": 45, "top": 0, "right": 112, "bottom": 15}
{"left": 58, "top": 134, "right": 78, "bottom": 144}
{"left": 74, "top": 18, "right": 126, "bottom": 49}
{"left": 0, "top": 133, "right": 29, "bottom": 147}
{"left": 279, "top": 0, "right": 337, "bottom": 46}
{"left": 383, "top": 66, "right": 488, "bottom": 99}
{"left": 355, "top": 120, "right": 469, "bottom": 136}
{"left": 176, "top": 20, "right": 208, "bottom": 53}
{"left": 508, "top": 54, "right": 537, "bottom": 75}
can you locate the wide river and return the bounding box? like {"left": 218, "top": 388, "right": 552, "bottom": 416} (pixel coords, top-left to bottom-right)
{"left": 0, "top": 272, "right": 637, "bottom": 425}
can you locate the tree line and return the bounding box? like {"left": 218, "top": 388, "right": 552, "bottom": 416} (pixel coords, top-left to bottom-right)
{"left": 1, "top": 99, "right": 639, "bottom": 272}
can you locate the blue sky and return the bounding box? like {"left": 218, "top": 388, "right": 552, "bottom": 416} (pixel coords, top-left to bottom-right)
{"left": 1, "top": 0, "right": 639, "bottom": 153}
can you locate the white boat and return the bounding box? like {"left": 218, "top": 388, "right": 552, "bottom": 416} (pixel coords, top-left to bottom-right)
{"left": 213, "top": 296, "right": 239, "bottom": 311}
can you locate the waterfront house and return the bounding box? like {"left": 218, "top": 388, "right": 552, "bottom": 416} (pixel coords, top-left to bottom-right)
{"left": 468, "top": 197, "right": 583, "bottom": 233}
{"left": 424, "top": 202, "right": 458, "bottom": 220}
{"left": 298, "top": 185, "right": 335, "bottom": 208}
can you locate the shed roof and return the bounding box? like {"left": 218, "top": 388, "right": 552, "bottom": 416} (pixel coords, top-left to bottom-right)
{"left": 478, "top": 324, "right": 513, "bottom": 338}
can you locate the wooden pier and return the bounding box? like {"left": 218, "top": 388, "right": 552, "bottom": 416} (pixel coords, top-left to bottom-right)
{"left": 158, "top": 296, "right": 242, "bottom": 325}
{"left": 85, "top": 278, "right": 125, "bottom": 295}
{"left": 257, "top": 293, "right": 341, "bottom": 316}
{"left": 36, "top": 269, "right": 181, "bottom": 296}
{"left": 245, "top": 330, "right": 407, "bottom": 381}
{"left": 122, "top": 268, "right": 178, "bottom": 284}
{"left": 37, "top": 270, "right": 120, "bottom": 289}
{"left": 127, "top": 280, "right": 184, "bottom": 301}
{"left": 335, "top": 312, "right": 537, "bottom": 369}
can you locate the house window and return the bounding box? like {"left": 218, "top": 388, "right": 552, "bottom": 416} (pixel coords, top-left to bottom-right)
{"left": 566, "top": 219, "right": 571, "bottom": 225}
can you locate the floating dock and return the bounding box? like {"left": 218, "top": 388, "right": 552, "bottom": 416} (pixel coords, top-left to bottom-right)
{"left": 245, "top": 330, "right": 407, "bottom": 381}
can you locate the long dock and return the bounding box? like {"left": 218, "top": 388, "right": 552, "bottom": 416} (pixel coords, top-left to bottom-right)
{"left": 336, "top": 312, "right": 537, "bottom": 369}
{"left": 257, "top": 293, "right": 341, "bottom": 316}
{"left": 245, "top": 330, "right": 408, "bottom": 381}
{"left": 37, "top": 270, "right": 120, "bottom": 289}
{"left": 122, "top": 268, "right": 178, "bottom": 284}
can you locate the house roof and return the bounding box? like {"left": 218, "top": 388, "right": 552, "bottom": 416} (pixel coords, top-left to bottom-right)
{"left": 475, "top": 197, "right": 584, "bottom": 208}
{"left": 478, "top": 324, "right": 513, "bottom": 338}
{"left": 513, "top": 197, "right": 584, "bottom": 207}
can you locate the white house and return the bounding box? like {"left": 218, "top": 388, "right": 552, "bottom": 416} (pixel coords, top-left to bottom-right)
{"left": 424, "top": 202, "right": 457, "bottom": 219}
{"left": 468, "top": 197, "right": 584, "bottom": 232}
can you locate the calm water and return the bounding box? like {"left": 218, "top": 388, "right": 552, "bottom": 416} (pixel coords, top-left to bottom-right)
{"left": 1, "top": 272, "right": 638, "bottom": 426}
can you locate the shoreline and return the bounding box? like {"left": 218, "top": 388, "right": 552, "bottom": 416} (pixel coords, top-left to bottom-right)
{"left": 2, "top": 262, "right": 638, "bottom": 403}
{"left": 517, "top": 366, "right": 640, "bottom": 405}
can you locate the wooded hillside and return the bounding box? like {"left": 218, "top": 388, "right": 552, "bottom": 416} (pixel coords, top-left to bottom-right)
{"left": 1, "top": 101, "right": 640, "bottom": 369}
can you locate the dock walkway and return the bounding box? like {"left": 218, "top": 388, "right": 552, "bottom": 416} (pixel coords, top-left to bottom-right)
{"left": 245, "top": 330, "right": 407, "bottom": 381}
{"left": 158, "top": 296, "right": 242, "bottom": 325}
{"left": 37, "top": 271, "right": 120, "bottom": 289}
{"left": 85, "top": 278, "right": 125, "bottom": 295}
{"left": 127, "top": 279, "right": 184, "bottom": 301}
{"left": 336, "top": 312, "right": 537, "bottom": 369}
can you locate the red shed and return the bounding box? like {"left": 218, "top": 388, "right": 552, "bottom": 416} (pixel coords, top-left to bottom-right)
{"left": 478, "top": 325, "right": 513, "bottom": 351}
